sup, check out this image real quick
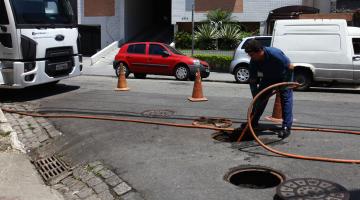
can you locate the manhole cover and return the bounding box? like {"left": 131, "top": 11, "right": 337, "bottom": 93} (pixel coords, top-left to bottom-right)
{"left": 141, "top": 110, "right": 175, "bottom": 118}
{"left": 193, "top": 117, "right": 232, "bottom": 128}
{"left": 224, "top": 165, "right": 285, "bottom": 189}
{"left": 276, "top": 178, "right": 350, "bottom": 200}
{"left": 34, "top": 156, "right": 71, "bottom": 185}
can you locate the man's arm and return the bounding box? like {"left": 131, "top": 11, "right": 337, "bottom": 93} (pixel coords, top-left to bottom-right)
{"left": 249, "top": 61, "right": 259, "bottom": 97}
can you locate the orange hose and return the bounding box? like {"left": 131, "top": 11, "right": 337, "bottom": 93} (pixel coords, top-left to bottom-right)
{"left": 247, "top": 82, "right": 360, "bottom": 164}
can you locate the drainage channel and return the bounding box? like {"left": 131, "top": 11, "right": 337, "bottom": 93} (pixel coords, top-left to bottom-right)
{"left": 224, "top": 165, "right": 285, "bottom": 189}
{"left": 34, "top": 155, "right": 72, "bottom": 185}
{"left": 141, "top": 110, "right": 175, "bottom": 118}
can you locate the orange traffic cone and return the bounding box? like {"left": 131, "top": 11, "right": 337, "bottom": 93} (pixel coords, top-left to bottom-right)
{"left": 188, "top": 69, "right": 207, "bottom": 102}
{"left": 115, "top": 63, "right": 130, "bottom": 91}
{"left": 265, "top": 92, "right": 282, "bottom": 124}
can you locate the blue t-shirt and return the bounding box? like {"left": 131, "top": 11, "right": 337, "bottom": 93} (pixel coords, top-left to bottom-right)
{"left": 249, "top": 47, "right": 292, "bottom": 83}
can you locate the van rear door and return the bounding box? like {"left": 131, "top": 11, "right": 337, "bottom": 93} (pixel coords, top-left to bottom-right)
{"left": 352, "top": 38, "right": 360, "bottom": 81}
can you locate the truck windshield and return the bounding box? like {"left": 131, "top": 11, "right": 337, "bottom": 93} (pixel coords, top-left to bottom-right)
{"left": 10, "top": 0, "right": 75, "bottom": 28}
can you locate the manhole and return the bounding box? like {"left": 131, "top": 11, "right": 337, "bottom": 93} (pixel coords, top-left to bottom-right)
{"left": 141, "top": 110, "right": 175, "bottom": 118}
{"left": 193, "top": 117, "right": 232, "bottom": 128}
{"left": 34, "top": 155, "right": 71, "bottom": 185}
{"left": 275, "top": 178, "right": 350, "bottom": 200}
{"left": 224, "top": 165, "right": 285, "bottom": 189}
{"left": 212, "top": 129, "right": 254, "bottom": 143}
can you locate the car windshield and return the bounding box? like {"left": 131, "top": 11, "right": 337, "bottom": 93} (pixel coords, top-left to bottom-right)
{"left": 10, "top": 0, "right": 75, "bottom": 28}
{"left": 164, "top": 44, "right": 185, "bottom": 55}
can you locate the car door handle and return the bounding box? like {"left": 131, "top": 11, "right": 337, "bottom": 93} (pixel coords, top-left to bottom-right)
{"left": 353, "top": 56, "right": 360, "bottom": 61}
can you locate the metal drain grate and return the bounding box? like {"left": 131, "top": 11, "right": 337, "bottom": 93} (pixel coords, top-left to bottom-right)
{"left": 34, "top": 156, "right": 71, "bottom": 185}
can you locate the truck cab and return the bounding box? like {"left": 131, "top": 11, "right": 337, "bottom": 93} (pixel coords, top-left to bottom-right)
{"left": 0, "top": 0, "right": 82, "bottom": 88}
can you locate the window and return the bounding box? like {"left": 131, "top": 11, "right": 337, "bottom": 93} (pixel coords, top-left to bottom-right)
{"left": 149, "top": 44, "right": 166, "bottom": 55}
{"left": 10, "top": 0, "right": 75, "bottom": 25}
{"left": 241, "top": 37, "right": 271, "bottom": 49}
{"left": 0, "top": 0, "right": 9, "bottom": 24}
{"left": 127, "top": 44, "right": 146, "bottom": 54}
{"left": 258, "top": 38, "right": 271, "bottom": 47}
{"left": 353, "top": 38, "right": 360, "bottom": 55}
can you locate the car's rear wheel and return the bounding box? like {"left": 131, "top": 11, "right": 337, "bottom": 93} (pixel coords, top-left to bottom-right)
{"left": 174, "top": 65, "right": 190, "bottom": 81}
{"left": 134, "top": 73, "right": 147, "bottom": 79}
{"left": 294, "top": 69, "right": 312, "bottom": 91}
{"left": 115, "top": 62, "right": 130, "bottom": 78}
{"left": 234, "top": 66, "right": 250, "bottom": 83}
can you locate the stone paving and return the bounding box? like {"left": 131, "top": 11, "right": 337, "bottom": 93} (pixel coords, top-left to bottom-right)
{"left": 0, "top": 103, "right": 144, "bottom": 200}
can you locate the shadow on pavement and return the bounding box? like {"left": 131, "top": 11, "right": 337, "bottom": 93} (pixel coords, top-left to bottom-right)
{"left": 350, "top": 189, "right": 360, "bottom": 200}
{"left": 0, "top": 83, "right": 80, "bottom": 102}
{"left": 303, "top": 87, "right": 360, "bottom": 94}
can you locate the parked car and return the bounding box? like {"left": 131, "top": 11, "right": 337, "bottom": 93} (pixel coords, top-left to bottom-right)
{"left": 113, "top": 42, "right": 210, "bottom": 80}
{"left": 272, "top": 19, "right": 360, "bottom": 90}
{"left": 229, "top": 36, "right": 272, "bottom": 83}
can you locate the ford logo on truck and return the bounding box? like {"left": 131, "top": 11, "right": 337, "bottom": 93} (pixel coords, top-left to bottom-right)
{"left": 55, "top": 34, "right": 65, "bottom": 41}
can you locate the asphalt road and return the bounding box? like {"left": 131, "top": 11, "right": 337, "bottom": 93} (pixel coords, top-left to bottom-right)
{"left": 1, "top": 75, "right": 360, "bottom": 200}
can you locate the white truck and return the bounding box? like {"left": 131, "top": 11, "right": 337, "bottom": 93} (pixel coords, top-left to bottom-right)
{"left": 272, "top": 19, "right": 360, "bottom": 90}
{"left": 0, "top": 0, "right": 82, "bottom": 89}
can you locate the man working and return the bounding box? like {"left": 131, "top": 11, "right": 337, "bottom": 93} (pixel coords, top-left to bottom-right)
{"left": 243, "top": 39, "right": 294, "bottom": 139}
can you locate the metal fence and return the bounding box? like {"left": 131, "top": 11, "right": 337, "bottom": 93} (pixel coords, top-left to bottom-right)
{"left": 179, "top": 49, "right": 234, "bottom": 57}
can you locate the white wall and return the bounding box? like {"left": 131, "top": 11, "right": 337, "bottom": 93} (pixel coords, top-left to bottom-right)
{"left": 172, "top": 0, "right": 307, "bottom": 24}
{"left": 172, "top": 0, "right": 333, "bottom": 24}
{"left": 78, "top": 0, "right": 125, "bottom": 48}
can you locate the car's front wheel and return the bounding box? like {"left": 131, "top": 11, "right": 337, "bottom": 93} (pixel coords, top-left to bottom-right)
{"left": 174, "top": 65, "right": 190, "bottom": 81}
{"left": 115, "top": 62, "right": 130, "bottom": 78}
{"left": 234, "top": 66, "right": 250, "bottom": 83}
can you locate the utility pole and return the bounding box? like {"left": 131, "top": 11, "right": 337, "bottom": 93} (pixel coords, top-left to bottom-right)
{"left": 191, "top": 2, "right": 195, "bottom": 56}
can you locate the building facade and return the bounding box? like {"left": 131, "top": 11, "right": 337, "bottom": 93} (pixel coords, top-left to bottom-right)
{"left": 76, "top": 0, "right": 333, "bottom": 52}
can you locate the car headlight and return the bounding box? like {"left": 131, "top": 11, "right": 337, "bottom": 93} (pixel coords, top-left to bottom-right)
{"left": 193, "top": 59, "right": 200, "bottom": 66}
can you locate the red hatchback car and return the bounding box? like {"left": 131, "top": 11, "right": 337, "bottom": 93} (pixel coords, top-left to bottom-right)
{"left": 113, "top": 42, "right": 210, "bottom": 80}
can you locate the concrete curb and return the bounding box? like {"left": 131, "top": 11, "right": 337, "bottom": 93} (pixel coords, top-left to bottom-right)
{"left": 0, "top": 108, "right": 26, "bottom": 153}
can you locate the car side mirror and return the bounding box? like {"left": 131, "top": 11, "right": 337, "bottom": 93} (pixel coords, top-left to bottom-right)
{"left": 162, "top": 51, "right": 170, "bottom": 57}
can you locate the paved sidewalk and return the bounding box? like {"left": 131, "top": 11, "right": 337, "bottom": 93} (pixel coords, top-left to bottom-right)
{"left": 0, "top": 107, "right": 64, "bottom": 200}
{"left": 0, "top": 103, "right": 145, "bottom": 200}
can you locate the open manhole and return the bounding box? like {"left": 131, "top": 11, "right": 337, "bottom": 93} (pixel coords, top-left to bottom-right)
{"left": 275, "top": 178, "right": 350, "bottom": 200}
{"left": 212, "top": 129, "right": 255, "bottom": 143}
{"left": 224, "top": 166, "right": 285, "bottom": 189}
{"left": 193, "top": 117, "right": 232, "bottom": 128}
{"left": 34, "top": 155, "right": 71, "bottom": 185}
{"left": 141, "top": 110, "right": 175, "bottom": 118}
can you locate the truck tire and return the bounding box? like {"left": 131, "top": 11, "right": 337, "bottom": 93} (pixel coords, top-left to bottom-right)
{"left": 234, "top": 66, "right": 250, "bottom": 83}
{"left": 115, "top": 62, "right": 130, "bottom": 78}
{"left": 294, "top": 70, "right": 312, "bottom": 91}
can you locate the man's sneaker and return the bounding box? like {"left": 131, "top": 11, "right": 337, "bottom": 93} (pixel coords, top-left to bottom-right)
{"left": 278, "top": 127, "right": 291, "bottom": 139}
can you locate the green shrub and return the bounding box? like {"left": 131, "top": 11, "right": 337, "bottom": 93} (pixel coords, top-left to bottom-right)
{"left": 193, "top": 54, "right": 232, "bottom": 72}
{"left": 174, "top": 31, "right": 192, "bottom": 49}
{"left": 195, "top": 24, "right": 219, "bottom": 50}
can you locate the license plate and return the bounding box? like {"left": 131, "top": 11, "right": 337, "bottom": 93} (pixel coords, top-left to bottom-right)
{"left": 55, "top": 63, "right": 68, "bottom": 71}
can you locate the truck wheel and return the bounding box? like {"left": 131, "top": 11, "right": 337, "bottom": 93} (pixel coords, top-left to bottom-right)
{"left": 234, "top": 66, "right": 250, "bottom": 83}
{"left": 174, "top": 65, "right": 190, "bottom": 81}
{"left": 134, "top": 73, "right": 147, "bottom": 79}
{"left": 115, "top": 62, "right": 130, "bottom": 78}
{"left": 294, "top": 70, "right": 312, "bottom": 91}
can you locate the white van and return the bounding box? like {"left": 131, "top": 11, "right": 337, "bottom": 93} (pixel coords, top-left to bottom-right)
{"left": 272, "top": 19, "right": 360, "bottom": 90}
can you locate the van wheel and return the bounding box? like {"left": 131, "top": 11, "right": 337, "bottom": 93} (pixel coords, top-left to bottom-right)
{"left": 294, "top": 70, "right": 312, "bottom": 91}
{"left": 115, "top": 62, "right": 130, "bottom": 78}
{"left": 234, "top": 66, "right": 250, "bottom": 83}
{"left": 174, "top": 65, "right": 190, "bottom": 81}
{"left": 134, "top": 73, "right": 147, "bottom": 79}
